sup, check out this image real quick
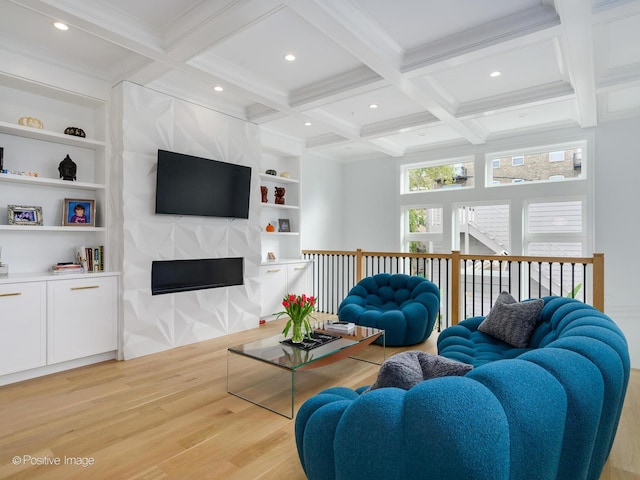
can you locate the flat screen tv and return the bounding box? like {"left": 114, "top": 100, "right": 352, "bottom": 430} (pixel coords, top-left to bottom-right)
{"left": 155, "top": 149, "right": 251, "bottom": 219}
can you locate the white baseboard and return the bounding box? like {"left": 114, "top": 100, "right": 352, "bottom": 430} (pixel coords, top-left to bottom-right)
{"left": 0, "top": 351, "right": 117, "bottom": 386}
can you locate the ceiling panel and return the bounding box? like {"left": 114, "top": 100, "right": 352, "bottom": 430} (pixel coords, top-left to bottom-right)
{"left": 201, "top": 6, "right": 364, "bottom": 92}
{"left": 381, "top": 124, "right": 464, "bottom": 150}
{"left": 476, "top": 99, "right": 578, "bottom": 134}
{"left": 313, "top": 85, "right": 426, "bottom": 127}
{"left": 428, "top": 40, "right": 564, "bottom": 103}
{"left": 0, "top": 2, "right": 141, "bottom": 79}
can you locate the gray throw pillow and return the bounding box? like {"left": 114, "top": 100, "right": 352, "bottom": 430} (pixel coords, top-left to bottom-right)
{"left": 478, "top": 291, "right": 544, "bottom": 348}
{"left": 366, "top": 351, "right": 472, "bottom": 392}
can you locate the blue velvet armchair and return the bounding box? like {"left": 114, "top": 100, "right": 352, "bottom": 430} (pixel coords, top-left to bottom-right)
{"left": 337, "top": 273, "right": 440, "bottom": 346}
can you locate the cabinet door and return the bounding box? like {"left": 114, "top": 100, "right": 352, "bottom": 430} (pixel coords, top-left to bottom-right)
{"left": 259, "top": 265, "right": 287, "bottom": 317}
{"left": 0, "top": 282, "right": 47, "bottom": 376}
{"left": 287, "top": 262, "right": 313, "bottom": 296}
{"left": 47, "top": 276, "right": 117, "bottom": 364}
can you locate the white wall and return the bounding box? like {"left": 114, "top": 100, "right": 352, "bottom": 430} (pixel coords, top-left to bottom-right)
{"left": 111, "top": 82, "right": 262, "bottom": 360}
{"left": 594, "top": 116, "right": 640, "bottom": 367}
{"left": 300, "top": 154, "right": 344, "bottom": 249}
{"left": 341, "top": 157, "right": 398, "bottom": 251}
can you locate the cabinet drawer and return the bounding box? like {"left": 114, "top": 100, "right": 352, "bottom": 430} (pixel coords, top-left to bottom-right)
{"left": 259, "top": 265, "right": 287, "bottom": 317}
{"left": 47, "top": 276, "right": 117, "bottom": 364}
{"left": 0, "top": 282, "right": 47, "bottom": 376}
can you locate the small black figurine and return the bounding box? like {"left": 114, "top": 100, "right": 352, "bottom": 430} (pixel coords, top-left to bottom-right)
{"left": 58, "top": 154, "right": 77, "bottom": 181}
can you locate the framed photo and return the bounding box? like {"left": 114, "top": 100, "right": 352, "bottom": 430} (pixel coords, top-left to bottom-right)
{"left": 267, "top": 251, "right": 276, "bottom": 261}
{"left": 278, "top": 218, "right": 290, "bottom": 232}
{"left": 63, "top": 198, "right": 95, "bottom": 227}
{"left": 8, "top": 205, "right": 43, "bottom": 226}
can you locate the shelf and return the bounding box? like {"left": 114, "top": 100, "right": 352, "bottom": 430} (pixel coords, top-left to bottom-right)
{"left": 261, "top": 231, "right": 299, "bottom": 236}
{"left": 0, "top": 173, "right": 105, "bottom": 190}
{"left": 259, "top": 173, "right": 299, "bottom": 184}
{"left": 0, "top": 121, "right": 105, "bottom": 149}
{"left": 261, "top": 203, "right": 299, "bottom": 210}
{"left": 0, "top": 225, "right": 105, "bottom": 232}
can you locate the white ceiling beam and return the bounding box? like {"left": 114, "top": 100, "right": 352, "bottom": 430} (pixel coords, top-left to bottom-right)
{"left": 403, "top": 5, "right": 561, "bottom": 75}
{"left": 554, "top": 0, "right": 598, "bottom": 127}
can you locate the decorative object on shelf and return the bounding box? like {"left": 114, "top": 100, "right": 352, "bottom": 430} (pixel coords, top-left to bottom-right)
{"left": 265, "top": 223, "right": 275, "bottom": 232}
{"left": 274, "top": 186, "right": 285, "bottom": 204}
{"left": 18, "top": 116, "right": 44, "bottom": 129}
{"left": 64, "top": 126, "right": 86, "bottom": 138}
{"left": 278, "top": 218, "right": 290, "bottom": 232}
{"left": 7, "top": 205, "right": 43, "bottom": 226}
{"left": 276, "top": 293, "right": 317, "bottom": 344}
{"left": 63, "top": 198, "right": 95, "bottom": 227}
{"left": 1, "top": 170, "right": 38, "bottom": 177}
{"left": 267, "top": 251, "right": 276, "bottom": 260}
{"left": 265, "top": 169, "right": 277, "bottom": 176}
{"left": 260, "top": 185, "right": 268, "bottom": 203}
{"left": 279, "top": 171, "right": 290, "bottom": 178}
{"left": 58, "top": 154, "right": 77, "bottom": 181}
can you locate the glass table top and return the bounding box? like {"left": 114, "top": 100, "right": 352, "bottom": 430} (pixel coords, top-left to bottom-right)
{"left": 228, "top": 322, "right": 384, "bottom": 371}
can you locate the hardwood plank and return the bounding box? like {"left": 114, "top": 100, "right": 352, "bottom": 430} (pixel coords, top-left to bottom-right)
{"left": 0, "top": 314, "right": 636, "bottom": 479}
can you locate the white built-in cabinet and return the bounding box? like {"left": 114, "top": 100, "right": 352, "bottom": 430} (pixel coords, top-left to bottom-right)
{"left": 258, "top": 149, "right": 313, "bottom": 319}
{"left": 0, "top": 74, "right": 119, "bottom": 385}
{"left": 0, "top": 273, "right": 118, "bottom": 384}
{"left": 0, "top": 281, "right": 47, "bottom": 376}
{"left": 259, "top": 260, "right": 313, "bottom": 319}
{"left": 47, "top": 275, "right": 118, "bottom": 364}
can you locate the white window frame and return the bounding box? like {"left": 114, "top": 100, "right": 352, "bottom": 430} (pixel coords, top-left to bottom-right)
{"left": 512, "top": 156, "right": 524, "bottom": 166}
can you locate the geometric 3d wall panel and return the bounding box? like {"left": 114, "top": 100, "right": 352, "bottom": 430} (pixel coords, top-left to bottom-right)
{"left": 110, "top": 82, "right": 262, "bottom": 360}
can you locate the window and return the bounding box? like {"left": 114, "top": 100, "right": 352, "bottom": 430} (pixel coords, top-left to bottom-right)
{"left": 403, "top": 206, "right": 444, "bottom": 253}
{"left": 487, "top": 142, "right": 584, "bottom": 186}
{"left": 404, "top": 158, "right": 474, "bottom": 193}
{"left": 400, "top": 137, "right": 592, "bottom": 261}
{"left": 549, "top": 151, "right": 564, "bottom": 162}
{"left": 456, "top": 204, "right": 510, "bottom": 254}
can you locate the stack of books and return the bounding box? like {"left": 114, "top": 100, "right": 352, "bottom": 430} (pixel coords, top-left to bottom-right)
{"left": 326, "top": 321, "right": 356, "bottom": 334}
{"left": 76, "top": 245, "right": 105, "bottom": 272}
{"left": 52, "top": 263, "right": 84, "bottom": 274}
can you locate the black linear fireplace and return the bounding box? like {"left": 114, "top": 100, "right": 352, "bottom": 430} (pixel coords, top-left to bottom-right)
{"left": 151, "top": 257, "right": 244, "bottom": 295}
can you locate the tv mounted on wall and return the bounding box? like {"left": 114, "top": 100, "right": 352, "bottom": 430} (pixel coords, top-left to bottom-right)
{"left": 155, "top": 149, "right": 251, "bottom": 219}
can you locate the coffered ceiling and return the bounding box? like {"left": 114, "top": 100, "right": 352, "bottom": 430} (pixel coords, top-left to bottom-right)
{"left": 2, "top": 0, "right": 640, "bottom": 160}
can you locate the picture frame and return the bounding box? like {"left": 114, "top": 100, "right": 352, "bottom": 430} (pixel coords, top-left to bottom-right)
{"left": 267, "top": 251, "right": 276, "bottom": 261}
{"left": 8, "top": 205, "right": 43, "bottom": 226}
{"left": 63, "top": 198, "right": 95, "bottom": 227}
{"left": 278, "top": 218, "right": 290, "bottom": 233}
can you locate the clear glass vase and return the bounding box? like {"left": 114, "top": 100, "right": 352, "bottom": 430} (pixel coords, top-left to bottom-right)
{"left": 291, "top": 320, "right": 304, "bottom": 343}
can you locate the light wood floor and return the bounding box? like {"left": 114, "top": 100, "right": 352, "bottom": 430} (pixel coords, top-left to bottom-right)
{"left": 0, "top": 314, "right": 637, "bottom": 480}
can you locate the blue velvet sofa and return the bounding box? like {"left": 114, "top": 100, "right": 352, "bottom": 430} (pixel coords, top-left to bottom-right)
{"left": 295, "top": 296, "right": 630, "bottom": 480}
{"left": 337, "top": 273, "right": 440, "bottom": 346}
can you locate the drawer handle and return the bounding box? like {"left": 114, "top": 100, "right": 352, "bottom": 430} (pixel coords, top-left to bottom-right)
{"left": 294, "top": 267, "right": 307, "bottom": 270}
{"left": 267, "top": 269, "right": 282, "bottom": 273}
{"left": 0, "top": 292, "right": 22, "bottom": 297}
{"left": 71, "top": 285, "right": 100, "bottom": 291}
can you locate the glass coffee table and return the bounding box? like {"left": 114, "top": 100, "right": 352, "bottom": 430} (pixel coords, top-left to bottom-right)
{"left": 227, "top": 322, "right": 385, "bottom": 418}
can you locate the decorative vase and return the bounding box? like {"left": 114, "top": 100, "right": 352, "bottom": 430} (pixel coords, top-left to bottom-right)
{"left": 291, "top": 320, "right": 304, "bottom": 343}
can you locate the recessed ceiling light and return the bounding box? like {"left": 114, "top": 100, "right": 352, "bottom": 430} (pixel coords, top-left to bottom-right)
{"left": 213, "top": 85, "right": 224, "bottom": 92}
{"left": 53, "top": 22, "right": 69, "bottom": 31}
{"left": 369, "top": 103, "right": 379, "bottom": 109}
{"left": 284, "top": 54, "right": 296, "bottom": 62}
{"left": 304, "top": 121, "right": 312, "bottom": 126}
{"left": 490, "top": 71, "right": 501, "bottom": 78}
